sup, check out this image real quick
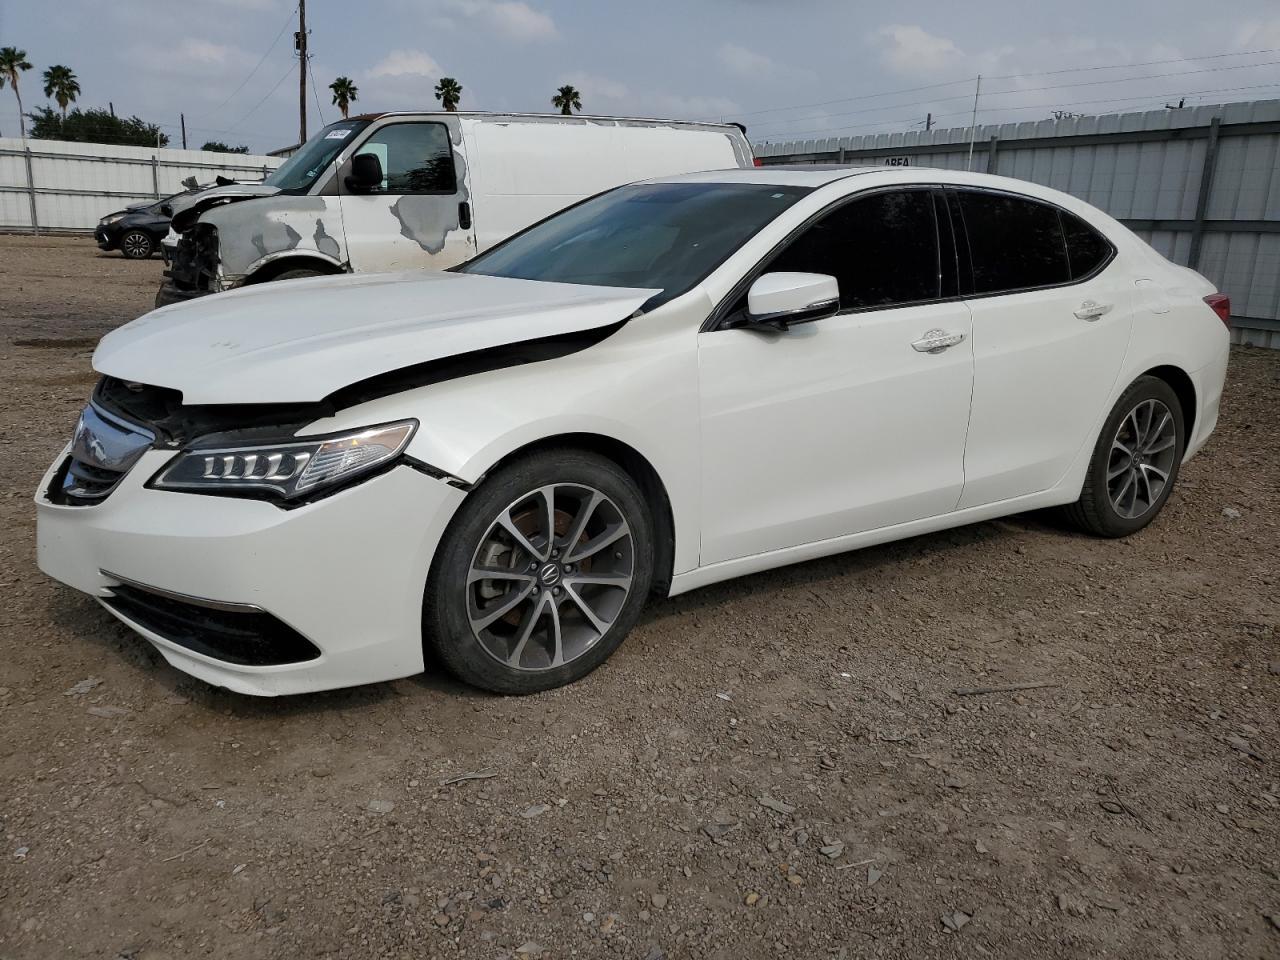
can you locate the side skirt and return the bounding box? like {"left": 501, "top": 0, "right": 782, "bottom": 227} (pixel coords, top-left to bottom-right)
{"left": 668, "top": 486, "right": 1077, "bottom": 598}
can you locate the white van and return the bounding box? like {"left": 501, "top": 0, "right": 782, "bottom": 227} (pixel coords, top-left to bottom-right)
{"left": 157, "top": 112, "right": 754, "bottom": 306}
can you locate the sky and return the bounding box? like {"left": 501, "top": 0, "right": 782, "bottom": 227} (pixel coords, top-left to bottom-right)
{"left": 1, "top": 0, "right": 1279, "bottom": 154}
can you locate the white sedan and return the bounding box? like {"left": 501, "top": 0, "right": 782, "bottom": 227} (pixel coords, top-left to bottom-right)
{"left": 36, "top": 167, "right": 1231, "bottom": 696}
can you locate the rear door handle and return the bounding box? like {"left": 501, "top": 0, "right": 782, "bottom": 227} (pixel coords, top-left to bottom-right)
{"left": 458, "top": 201, "right": 472, "bottom": 231}
{"left": 1074, "top": 299, "right": 1112, "bottom": 321}
{"left": 911, "top": 329, "right": 966, "bottom": 353}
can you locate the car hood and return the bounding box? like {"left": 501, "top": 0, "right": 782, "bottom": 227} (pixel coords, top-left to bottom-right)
{"left": 93, "top": 271, "right": 658, "bottom": 405}
{"left": 168, "top": 181, "right": 279, "bottom": 230}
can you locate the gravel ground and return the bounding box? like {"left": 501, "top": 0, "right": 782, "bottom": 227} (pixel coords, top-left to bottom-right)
{"left": 1, "top": 235, "right": 1277, "bottom": 960}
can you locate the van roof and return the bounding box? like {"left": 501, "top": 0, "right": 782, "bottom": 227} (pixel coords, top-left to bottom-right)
{"left": 347, "top": 111, "right": 746, "bottom": 133}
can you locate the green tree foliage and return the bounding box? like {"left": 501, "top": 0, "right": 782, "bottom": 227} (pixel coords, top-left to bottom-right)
{"left": 28, "top": 106, "right": 169, "bottom": 147}
{"left": 201, "top": 140, "right": 250, "bottom": 154}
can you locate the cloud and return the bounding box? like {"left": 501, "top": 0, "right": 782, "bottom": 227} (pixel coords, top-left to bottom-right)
{"left": 718, "top": 42, "right": 777, "bottom": 78}
{"left": 440, "top": 0, "right": 557, "bottom": 41}
{"left": 876, "top": 24, "right": 963, "bottom": 74}
{"left": 559, "top": 72, "right": 629, "bottom": 102}
{"left": 368, "top": 49, "right": 443, "bottom": 79}
{"left": 1235, "top": 18, "right": 1280, "bottom": 48}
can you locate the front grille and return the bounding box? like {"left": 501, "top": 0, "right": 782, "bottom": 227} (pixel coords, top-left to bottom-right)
{"left": 102, "top": 581, "right": 321, "bottom": 667}
{"left": 63, "top": 457, "right": 125, "bottom": 501}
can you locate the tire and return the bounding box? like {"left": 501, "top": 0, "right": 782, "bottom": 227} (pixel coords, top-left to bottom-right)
{"left": 425, "top": 449, "right": 655, "bottom": 694}
{"left": 270, "top": 268, "right": 325, "bottom": 282}
{"left": 1061, "top": 375, "right": 1185, "bottom": 538}
{"left": 119, "top": 230, "right": 154, "bottom": 260}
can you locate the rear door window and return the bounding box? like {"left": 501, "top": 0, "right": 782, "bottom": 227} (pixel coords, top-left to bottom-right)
{"left": 766, "top": 189, "right": 940, "bottom": 310}
{"left": 955, "top": 190, "right": 1070, "bottom": 294}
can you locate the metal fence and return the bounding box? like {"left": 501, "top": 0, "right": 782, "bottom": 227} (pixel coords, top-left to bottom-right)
{"left": 0, "top": 138, "right": 284, "bottom": 234}
{"left": 756, "top": 99, "right": 1280, "bottom": 349}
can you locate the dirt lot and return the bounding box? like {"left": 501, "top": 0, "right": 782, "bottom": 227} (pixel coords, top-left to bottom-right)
{"left": 0, "top": 234, "right": 1277, "bottom": 960}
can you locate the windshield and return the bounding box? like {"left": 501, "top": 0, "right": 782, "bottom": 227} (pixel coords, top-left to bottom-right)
{"left": 458, "top": 181, "right": 812, "bottom": 305}
{"left": 264, "top": 119, "right": 370, "bottom": 192}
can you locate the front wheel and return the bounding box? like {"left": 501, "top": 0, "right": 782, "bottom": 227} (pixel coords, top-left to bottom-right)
{"left": 1062, "top": 376, "right": 1185, "bottom": 537}
{"left": 119, "top": 230, "right": 154, "bottom": 259}
{"left": 424, "top": 449, "right": 655, "bottom": 694}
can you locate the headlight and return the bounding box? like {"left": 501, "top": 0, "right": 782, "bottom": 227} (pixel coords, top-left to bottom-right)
{"left": 151, "top": 420, "right": 417, "bottom": 501}
{"left": 101, "top": 213, "right": 126, "bottom": 225}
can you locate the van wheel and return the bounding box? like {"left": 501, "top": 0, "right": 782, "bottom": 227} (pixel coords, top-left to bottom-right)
{"left": 1062, "top": 376, "right": 1185, "bottom": 538}
{"left": 424, "top": 449, "right": 654, "bottom": 694}
{"left": 271, "top": 268, "right": 325, "bottom": 282}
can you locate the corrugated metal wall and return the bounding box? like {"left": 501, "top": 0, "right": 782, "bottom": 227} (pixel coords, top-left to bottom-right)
{"left": 0, "top": 138, "right": 284, "bottom": 232}
{"left": 757, "top": 100, "right": 1280, "bottom": 347}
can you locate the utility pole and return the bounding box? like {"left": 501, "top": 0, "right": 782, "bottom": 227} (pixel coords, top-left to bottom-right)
{"left": 925, "top": 112, "right": 933, "bottom": 132}
{"left": 180, "top": 113, "right": 187, "bottom": 150}
{"left": 965, "top": 75, "right": 982, "bottom": 171}
{"left": 296, "top": 0, "right": 308, "bottom": 146}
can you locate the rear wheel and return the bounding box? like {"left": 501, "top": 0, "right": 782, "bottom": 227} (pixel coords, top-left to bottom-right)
{"left": 120, "top": 230, "right": 154, "bottom": 259}
{"left": 1062, "top": 376, "right": 1185, "bottom": 537}
{"left": 425, "top": 450, "right": 655, "bottom": 694}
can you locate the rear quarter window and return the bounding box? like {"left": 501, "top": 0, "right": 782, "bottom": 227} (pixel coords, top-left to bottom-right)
{"left": 1060, "top": 210, "right": 1114, "bottom": 280}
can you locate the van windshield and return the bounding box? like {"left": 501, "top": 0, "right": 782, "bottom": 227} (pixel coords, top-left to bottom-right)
{"left": 264, "top": 120, "right": 370, "bottom": 192}
{"left": 458, "top": 182, "right": 812, "bottom": 306}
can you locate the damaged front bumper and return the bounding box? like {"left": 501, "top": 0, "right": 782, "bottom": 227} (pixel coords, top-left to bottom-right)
{"left": 157, "top": 225, "right": 229, "bottom": 308}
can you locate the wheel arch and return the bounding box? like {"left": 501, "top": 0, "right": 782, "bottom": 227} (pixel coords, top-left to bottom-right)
{"left": 245, "top": 252, "right": 346, "bottom": 284}
{"left": 1141, "top": 364, "right": 1197, "bottom": 444}
{"left": 466, "top": 432, "right": 678, "bottom": 596}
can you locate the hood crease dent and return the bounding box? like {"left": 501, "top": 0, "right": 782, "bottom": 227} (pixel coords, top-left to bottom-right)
{"left": 93, "top": 272, "right": 658, "bottom": 406}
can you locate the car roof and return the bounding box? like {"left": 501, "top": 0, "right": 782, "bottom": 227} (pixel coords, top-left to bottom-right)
{"left": 648, "top": 165, "right": 889, "bottom": 187}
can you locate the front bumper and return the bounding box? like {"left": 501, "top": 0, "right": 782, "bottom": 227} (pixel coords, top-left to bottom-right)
{"left": 155, "top": 281, "right": 211, "bottom": 308}
{"left": 36, "top": 448, "right": 466, "bottom": 695}
{"left": 94, "top": 225, "right": 119, "bottom": 251}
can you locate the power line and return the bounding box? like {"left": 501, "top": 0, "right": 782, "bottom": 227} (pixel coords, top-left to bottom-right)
{"left": 194, "top": 2, "right": 299, "bottom": 119}
{"left": 739, "top": 45, "right": 1280, "bottom": 125}
{"left": 750, "top": 57, "right": 1280, "bottom": 132}
{"left": 224, "top": 62, "right": 297, "bottom": 134}
{"left": 307, "top": 54, "right": 326, "bottom": 127}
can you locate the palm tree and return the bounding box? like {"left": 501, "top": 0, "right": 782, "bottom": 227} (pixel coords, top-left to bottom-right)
{"left": 42, "top": 64, "right": 80, "bottom": 118}
{"left": 329, "top": 76, "right": 358, "bottom": 119}
{"left": 551, "top": 84, "right": 581, "bottom": 116}
{"left": 434, "top": 76, "right": 462, "bottom": 112}
{"left": 0, "top": 47, "right": 34, "bottom": 137}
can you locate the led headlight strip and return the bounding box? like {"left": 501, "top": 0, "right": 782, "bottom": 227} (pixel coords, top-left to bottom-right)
{"left": 151, "top": 420, "right": 417, "bottom": 500}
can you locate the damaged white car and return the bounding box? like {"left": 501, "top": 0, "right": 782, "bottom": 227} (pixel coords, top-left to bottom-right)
{"left": 37, "top": 167, "right": 1230, "bottom": 696}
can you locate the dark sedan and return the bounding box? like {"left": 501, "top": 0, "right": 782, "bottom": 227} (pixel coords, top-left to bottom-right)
{"left": 94, "top": 194, "right": 183, "bottom": 260}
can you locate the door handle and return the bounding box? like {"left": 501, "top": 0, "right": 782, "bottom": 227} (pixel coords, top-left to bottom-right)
{"left": 458, "top": 201, "right": 472, "bottom": 230}
{"left": 911, "top": 329, "right": 966, "bottom": 353}
{"left": 1074, "top": 299, "right": 1112, "bottom": 321}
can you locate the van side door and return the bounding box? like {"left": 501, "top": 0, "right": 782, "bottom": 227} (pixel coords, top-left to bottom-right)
{"left": 337, "top": 117, "right": 476, "bottom": 272}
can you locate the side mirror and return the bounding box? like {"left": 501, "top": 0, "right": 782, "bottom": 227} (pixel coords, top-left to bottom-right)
{"left": 744, "top": 272, "right": 840, "bottom": 330}
{"left": 345, "top": 152, "right": 384, "bottom": 193}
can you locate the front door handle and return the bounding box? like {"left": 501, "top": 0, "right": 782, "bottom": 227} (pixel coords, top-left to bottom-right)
{"left": 1074, "top": 299, "right": 1112, "bottom": 321}
{"left": 458, "top": 201, "right": 472, "bottom": 231}
{"left": 911, "top": 329, "right": 966, "bottom": 353}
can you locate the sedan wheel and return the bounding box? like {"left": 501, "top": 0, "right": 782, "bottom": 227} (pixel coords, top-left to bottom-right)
{"left": 120, "top": 230, "right": 154, "bottom": 259}
{"left": 1063, "top": 375, "right": 1185, "bottom": 537}
{"left": 1106, "top": 398, "right": 1178, "bottom": 519}
{"left": 426, "top": 450, "right": 654, "bottom": 693}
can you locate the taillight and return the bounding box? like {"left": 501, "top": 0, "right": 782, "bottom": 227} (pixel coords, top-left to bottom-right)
{"left": 753, "top": 157, "right": 763, "bottom": 167}
{"left": 1204, "top": 293, "right": 1231, "bottom": 328}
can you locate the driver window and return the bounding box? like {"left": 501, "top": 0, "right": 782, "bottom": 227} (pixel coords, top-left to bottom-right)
{"left": 353, "top": 122, "right": 456, "bottom": 195}
{"left": 764, "top": 190, "right": 941, "bottom": 311}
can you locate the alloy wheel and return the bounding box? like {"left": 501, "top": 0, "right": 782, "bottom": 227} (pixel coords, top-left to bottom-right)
{"left": 466, "top": 483, "right": 634, "bottom": 671}
{"left": 1107, "top": 398, "right": 1177, "bottom": 519}
{"left": 122, "top": 233, "right": 150, "bottom": 258}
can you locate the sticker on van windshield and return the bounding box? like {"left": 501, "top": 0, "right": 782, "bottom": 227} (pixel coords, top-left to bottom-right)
{"left": 324, "top": 129, "right": 353, "bottom": 140}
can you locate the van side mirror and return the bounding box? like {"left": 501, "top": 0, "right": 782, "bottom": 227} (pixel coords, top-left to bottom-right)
{"left": 345, "top": 153, "right": 384, "bottom": 193}
{"left": 744, "top": 272, "right": 840, "bottom": 330}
